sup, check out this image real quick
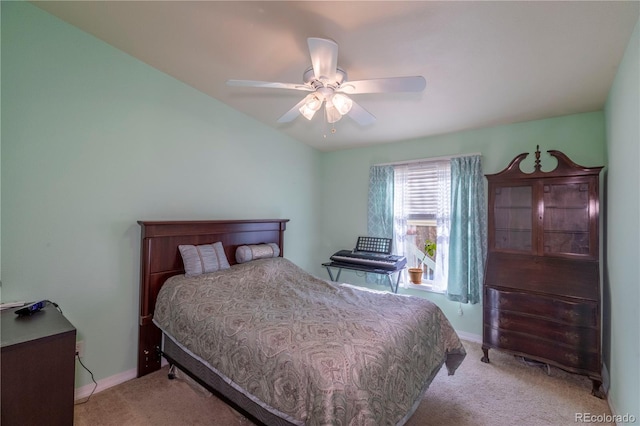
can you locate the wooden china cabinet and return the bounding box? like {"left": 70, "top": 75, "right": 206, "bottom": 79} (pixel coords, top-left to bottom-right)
{"left": 481, "top": 146, "right": 604, "bottom": 398}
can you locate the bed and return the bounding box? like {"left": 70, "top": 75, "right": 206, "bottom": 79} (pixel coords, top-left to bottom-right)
{"left": 137, "top": 219, "right": 466, "bottom": 425}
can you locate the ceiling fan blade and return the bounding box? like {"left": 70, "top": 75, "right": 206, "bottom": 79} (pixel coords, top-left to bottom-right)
{"left": 307, "top": 37, "right": 338, "bottom": 82}
{"left": 226, "top": 79, "right": 313, "bottom": 91}
{"left": 337, "top": 76, "right": 426, "bottom": 94}
{"left": 277, "top": 97, "right": 309, "bottom": 123}
{"left": 347, "top": 100, "right": 376, "bottom": 126}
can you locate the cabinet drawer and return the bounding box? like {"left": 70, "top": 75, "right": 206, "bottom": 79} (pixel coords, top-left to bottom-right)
{"left": 484, "top": 325, "right": 599, "bottom": 373}
{"left": 485, "top": 287, "right": 597, "bottom": 327}
{"left": 484, "top": 308, "right": 598, "bottom": 348}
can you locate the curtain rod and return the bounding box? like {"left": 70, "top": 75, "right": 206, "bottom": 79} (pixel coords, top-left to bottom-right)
{"left": 374, "top": 152, "right": 482, "bottom": 167}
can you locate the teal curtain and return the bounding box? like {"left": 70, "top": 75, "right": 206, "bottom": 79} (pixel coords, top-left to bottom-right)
{"left": 447, "top": 156, "right": 487, "bottom": 304}
{"left": 367, "top": 165, "right": 394, "bottom": 239}
{"left": 367, "top": 166, "right": 394, "bottom": 285}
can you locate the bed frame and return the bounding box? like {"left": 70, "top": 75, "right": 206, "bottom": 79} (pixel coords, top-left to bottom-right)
{"left": 137, "top": 219, "right": 289, "bottom": 378}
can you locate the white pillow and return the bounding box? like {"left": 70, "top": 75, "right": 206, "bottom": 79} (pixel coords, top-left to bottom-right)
{"left": 235, "top": 243, "right": 280, "bottom": 264}
{"left": 179, "top": 242, "right": 230, "bottom": 277}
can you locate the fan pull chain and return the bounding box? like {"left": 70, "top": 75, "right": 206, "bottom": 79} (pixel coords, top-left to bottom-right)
{"left": 322, "top": 107, "right": 337, "bottom": 138}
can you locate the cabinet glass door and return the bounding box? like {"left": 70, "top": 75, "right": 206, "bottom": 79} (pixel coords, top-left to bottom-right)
{"left": 493, "top": 185, "right": 532, "bottom": 251}
{"left": 542, "top": 182, "right": 590, "bottom": 255}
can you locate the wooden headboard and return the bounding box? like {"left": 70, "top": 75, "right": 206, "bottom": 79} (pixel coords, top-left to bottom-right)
{"left": 137, "top": 219, "right": 289, "bottom": 377}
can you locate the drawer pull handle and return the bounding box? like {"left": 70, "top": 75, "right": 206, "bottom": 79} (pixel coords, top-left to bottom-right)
{"left": 499, "top": 318, "right": 512, "bottom": 328}
{"left": 565, "top": 353, "right": 579, "bottom": 364}
{"left": 563, "top": 332, "right": 579, "bottom": 344}
{"left": 498, "top": 297, "right": 511, "bottom": 308}
{"left": 565, "top": 310, "right": 580, "bottom": 321}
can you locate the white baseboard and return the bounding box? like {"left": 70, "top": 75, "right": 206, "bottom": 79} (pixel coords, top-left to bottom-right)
{"left": 74, "top": 358, "right": 168, "bottom": 401}
{"left": 75, "top": 367, "right": 137, "bottom": 401}
{"left": 456, "top": 330, "right": 482, "bottom": 344}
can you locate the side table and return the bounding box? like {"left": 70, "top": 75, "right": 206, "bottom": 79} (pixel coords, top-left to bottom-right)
{"left": 1, "top": 302, "right": 76, "bottom": 426}
{"left": 322, "top": 262, "right": 404, "bottom": 293}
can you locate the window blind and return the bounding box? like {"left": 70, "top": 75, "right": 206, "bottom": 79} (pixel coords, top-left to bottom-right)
{"left": 405, "top": 162, "right": 441, "bottom": 220}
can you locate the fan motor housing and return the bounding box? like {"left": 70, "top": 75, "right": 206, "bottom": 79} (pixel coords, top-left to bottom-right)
{"left": 303, "top": 66, "right": 347, "bottom": 89}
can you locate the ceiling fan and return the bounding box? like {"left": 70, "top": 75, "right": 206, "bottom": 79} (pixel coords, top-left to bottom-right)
{"left": 226, "top": 37, "right": 426, "bottom": 126}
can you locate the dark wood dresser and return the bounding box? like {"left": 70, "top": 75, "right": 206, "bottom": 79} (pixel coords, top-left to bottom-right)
{"left": 481, "top": 147, "right": 604, "bottom": 397}
{"left": 1, "top": 302, "right": 76, "bottom": 425}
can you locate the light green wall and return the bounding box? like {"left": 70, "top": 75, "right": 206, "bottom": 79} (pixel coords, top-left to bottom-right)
{"left": 604, "top": 17, "right": 639, "bottom": 421}
{"left": 0, "top": 0, "right": 3, "bottom": 293}
{"left": 319, "top": 112, "right": 606, "bottom": 334}
{"left": 1, "top": 2, "right": 321, "bottom": 388}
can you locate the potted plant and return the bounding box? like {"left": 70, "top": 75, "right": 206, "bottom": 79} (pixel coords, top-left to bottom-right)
{"left": 408, "top": 239, "right": 436, "bottom": 284}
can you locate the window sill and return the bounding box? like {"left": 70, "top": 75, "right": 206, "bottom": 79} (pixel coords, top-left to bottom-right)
{"left": 404, "top": 281, "right": 445, "bottom": 293}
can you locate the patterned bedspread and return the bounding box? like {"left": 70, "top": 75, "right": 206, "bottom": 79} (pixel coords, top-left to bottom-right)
{"left": 153, "top": 257, "right": 466, "bottom": 425}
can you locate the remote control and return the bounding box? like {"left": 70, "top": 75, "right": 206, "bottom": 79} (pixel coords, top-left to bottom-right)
{"left": 15, "top": 300, "right": 46, "bottom": 316}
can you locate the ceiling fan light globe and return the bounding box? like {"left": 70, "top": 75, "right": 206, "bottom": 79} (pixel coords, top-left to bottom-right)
{"left": 326, "top": 112, "right": 342, "bottom": 124}
{"left": 331, "top": 93, "right": 353, "bottom": 115}
{"left": 299, "top": 104, "right": 318, "bottom": 120}
{"left": 299, "top": 93, "right": 323, "bottom": 120}
{"left": 306, "top": 93, "right": 322, "bottom": 111}
{"left": 325, "top": 102, "right": 342, "bottom": 123}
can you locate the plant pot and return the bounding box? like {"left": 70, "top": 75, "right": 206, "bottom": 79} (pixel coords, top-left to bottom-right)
{"left": 408, "top": 267, "right": 423, "bottom": 284}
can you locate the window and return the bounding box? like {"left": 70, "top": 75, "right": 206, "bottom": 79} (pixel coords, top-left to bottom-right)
{"left": 368, "top": 154, "right": 486, "bottom": 302}
{"left": 393, "top": 160, "right": 450, "bottom": 292}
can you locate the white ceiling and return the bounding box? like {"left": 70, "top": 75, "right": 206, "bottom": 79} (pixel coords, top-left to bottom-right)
{"left": 33, "top": 1, "right": 639, "bottom": 152}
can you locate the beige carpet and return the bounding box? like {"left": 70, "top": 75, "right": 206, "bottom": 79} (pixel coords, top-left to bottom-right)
{"left": 74, "top": 340, "right": 612, "bottom": 426}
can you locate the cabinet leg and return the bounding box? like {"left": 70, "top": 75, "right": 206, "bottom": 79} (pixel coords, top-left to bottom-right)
{"left": 481, "top": 346, "right": 490, "bottom": 363}
{"left": 591, "top": 379, "right": 605, "bottom": 399}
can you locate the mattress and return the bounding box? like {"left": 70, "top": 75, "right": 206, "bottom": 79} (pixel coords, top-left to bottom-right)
{"left": 153, "top": 257, "right": 466, "bottom": 425}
